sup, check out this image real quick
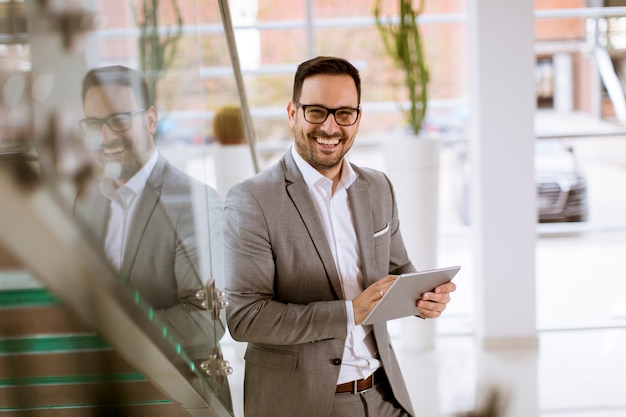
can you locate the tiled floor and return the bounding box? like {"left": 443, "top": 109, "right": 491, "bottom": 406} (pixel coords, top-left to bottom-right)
{"left": 220, "top": 229, "right": 626, "bottom": 417}
{"left": 221, "top": 326, "right": 626, "bottom": 417}
{"left": 408, "top": 328, "right": 626, "bottom": 417}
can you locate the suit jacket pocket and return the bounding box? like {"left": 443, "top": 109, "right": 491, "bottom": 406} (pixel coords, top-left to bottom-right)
{"left": 245, "top": 344, "right": 298, "bottom": 371}
{"left": 373, "top": 222, "right": 390, "bottom": 238}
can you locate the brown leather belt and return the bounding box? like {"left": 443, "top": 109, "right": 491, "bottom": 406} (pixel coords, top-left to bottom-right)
{"left": 335, "top": 368, "right": 384, "bottom": 394}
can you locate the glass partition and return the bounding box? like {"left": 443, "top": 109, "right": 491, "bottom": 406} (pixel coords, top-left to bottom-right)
{"left": 0, "top": 0, "right": 246, "bottom": 415}
{"left": 74, "top": 0, "right": 241, "bottom": 413}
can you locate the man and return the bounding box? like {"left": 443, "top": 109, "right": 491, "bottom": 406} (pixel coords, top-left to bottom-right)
{"left": 74, "top": 66, "right": 229, "bottom": 396}
{"left": 224, "top": 56, "right": 456, "bottom": 417}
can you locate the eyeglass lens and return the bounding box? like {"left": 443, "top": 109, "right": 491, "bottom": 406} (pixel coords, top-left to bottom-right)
{"left": 80, "top": 109, "right": 146, "bottom": 134}
{"left": 303, "top": 105, "right": 359, "bottom": 126}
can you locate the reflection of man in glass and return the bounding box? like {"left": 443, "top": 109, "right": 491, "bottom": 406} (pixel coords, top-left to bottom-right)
{"left": 75, "top": 66, "right": 228, "bottom": 392}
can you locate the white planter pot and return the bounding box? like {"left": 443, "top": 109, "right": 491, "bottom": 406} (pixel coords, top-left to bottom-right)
{"left": 213, "top": 143, "right": 256, "bottom": 198}
{"left": 383, "top": 135, "right": 441, "bottom": 351}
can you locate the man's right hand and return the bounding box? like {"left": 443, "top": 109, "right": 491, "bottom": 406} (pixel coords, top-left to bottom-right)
{"left": 352, "top": 275, "right": 397, "bottom": 325}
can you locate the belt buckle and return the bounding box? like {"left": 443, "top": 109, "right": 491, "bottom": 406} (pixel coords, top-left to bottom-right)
{"left": 353, "top": 372, "right": 374, "bottom": 394}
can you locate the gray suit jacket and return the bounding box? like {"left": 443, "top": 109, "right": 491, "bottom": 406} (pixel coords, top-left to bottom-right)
{"left": 75, "top": 155, "right": 226, "bottom": 360}
{"left": 224, "top": 151, "right": 416, "bottom": 417}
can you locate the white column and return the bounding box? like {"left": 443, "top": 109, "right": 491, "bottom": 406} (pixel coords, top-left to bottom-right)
{"left": 230, "top": 0, "right": 261, "bottom": 71}
{"left": 25, "top": 2, "right": 87, "bottom": 139}
{"left": 553, "top": 52, "right": 574, "bottom": 112}
{"left": 468, "top": 0, "right": 538, "bottom": 349}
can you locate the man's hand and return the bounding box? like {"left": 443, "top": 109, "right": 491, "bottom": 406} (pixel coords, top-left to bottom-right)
{"left": 352, "top": 275, "right": 397, "bottom": 325}
{"left": 416, "top": 281, "right": 457, "bottom": 319}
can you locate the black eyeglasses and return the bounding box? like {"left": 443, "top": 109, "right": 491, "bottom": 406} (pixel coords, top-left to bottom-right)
{"left": 293, "top": 100, "right": 360, "bottom": 126}
{"left": 78, "top": 108, "right": 148, "bottom": 135}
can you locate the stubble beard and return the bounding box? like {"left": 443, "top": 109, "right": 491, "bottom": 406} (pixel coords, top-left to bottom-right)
{"left": 100, "top": 132, "right": 153, "bottom": 185}
{"left": 295, "top": 129, "right": 350, "bottom": 172}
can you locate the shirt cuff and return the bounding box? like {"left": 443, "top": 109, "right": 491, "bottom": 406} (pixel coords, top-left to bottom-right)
{"left": 345, "top": 301, "right": 356, "bottom": 331}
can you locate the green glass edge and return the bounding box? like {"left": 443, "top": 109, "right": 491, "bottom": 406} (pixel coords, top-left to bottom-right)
{"left": 0, "top": 399, "right": 173, "bottom": 411}
{"left": 0, "top": 372, "right": 146, "bottom": 387}
{"left": 0, "top": 334, "right": 110, "bottom": 354}
{"left": 0, "top": 288, "right": 60, "bottom": 308}
{"left": 0, "top": 284, "right": 198, "bottom": 374}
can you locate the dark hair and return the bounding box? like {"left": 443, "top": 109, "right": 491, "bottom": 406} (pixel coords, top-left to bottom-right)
{"left": 292, "top": 56, "right": 361, "bottom": 104}
{"left": 81, "top": 65, "right": 151, "bottom": 108}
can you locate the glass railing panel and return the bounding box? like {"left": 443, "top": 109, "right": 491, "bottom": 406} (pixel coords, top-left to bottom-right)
{"left": 0, "top": 0, "right": 250, "bottom": 414}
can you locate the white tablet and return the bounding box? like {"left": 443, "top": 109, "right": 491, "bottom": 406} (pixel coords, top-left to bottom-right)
{"left": 362, "top": 265, "right": 460, "bottom": 325}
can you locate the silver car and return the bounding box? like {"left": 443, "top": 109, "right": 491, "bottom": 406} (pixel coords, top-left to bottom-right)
{"left": 454, "top": 139, "right": 589, "bottom": 224}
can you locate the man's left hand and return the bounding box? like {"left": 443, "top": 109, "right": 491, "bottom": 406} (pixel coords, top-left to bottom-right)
{"left": 415, "top": 281, "right": 457, "bottom": 319}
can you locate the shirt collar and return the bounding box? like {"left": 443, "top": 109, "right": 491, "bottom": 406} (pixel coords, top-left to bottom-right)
{"left": 290, "top": 146, "right": 357, "bottom": 191}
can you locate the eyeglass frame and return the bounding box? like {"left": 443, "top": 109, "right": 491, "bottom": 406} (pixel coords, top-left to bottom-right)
{"left": 78, "top": 108, "right": 149, "bottom": 135}
{"left": 292, "top": 100, "right": 361, "bottom": 126}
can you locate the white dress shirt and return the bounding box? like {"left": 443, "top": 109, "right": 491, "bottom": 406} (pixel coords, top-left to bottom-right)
{"left": 291, "top": 146, "right": 380, "bottom": 385}
{"left": 101, "top": 150, "right": 159, "bottom": 270}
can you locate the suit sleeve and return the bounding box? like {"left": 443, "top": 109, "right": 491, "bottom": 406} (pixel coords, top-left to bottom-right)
{"left": 224, "top": 183, "right": 348, "bottom": 345}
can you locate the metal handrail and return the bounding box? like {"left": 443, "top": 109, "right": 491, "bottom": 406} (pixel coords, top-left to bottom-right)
{"left": 217, "top": 0, "right": 259, "bottom": 173}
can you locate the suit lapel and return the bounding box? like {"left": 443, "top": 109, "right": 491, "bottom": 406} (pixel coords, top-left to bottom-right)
{"left": 88, "top": 194, "right": 110, "bottom": 245}
{"left": 120, "top": 155, "right": 167, "bottom": 278}
{"left": 73, "top": 186, "right": 110, "bottom": 246}
{"left": 283, "top": 154, "right": 344, "bottom": 299}
{"left": 347, "top": 170, "right": 375, "bottom": 287}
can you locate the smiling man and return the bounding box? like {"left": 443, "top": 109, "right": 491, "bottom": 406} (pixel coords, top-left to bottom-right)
{"left": 74, "top": 67, "right": 230, "bottom": 407}
{"left": 81, "top": 75, "right": 156, "bottom": 185}
{"left": 224, "top": 56, "right": 456, "bottom": 417}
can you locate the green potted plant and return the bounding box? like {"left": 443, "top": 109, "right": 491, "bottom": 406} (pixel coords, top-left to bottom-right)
{"left": 373, "top": 0, "right": 438, "bottom": 352}
{"left": 374, "top": 0, "right": 430, "bottom": 136}
{"left": 213, "top": 105, "right": 246, "bottom": 146}
{"left": 132, "top": 0, "right": 183, "bottom": 106}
